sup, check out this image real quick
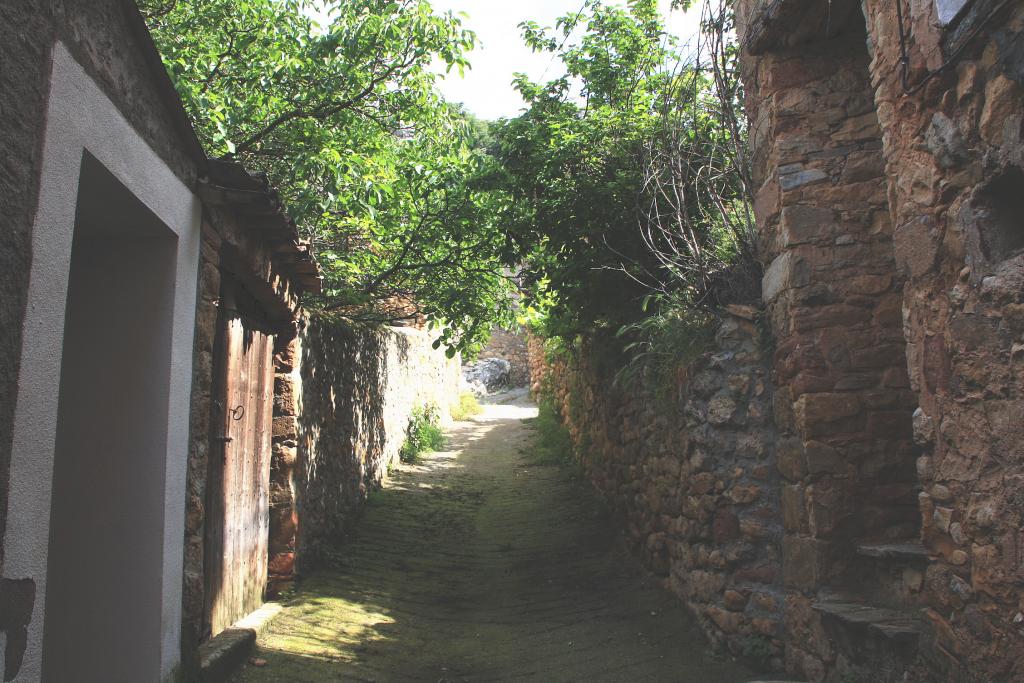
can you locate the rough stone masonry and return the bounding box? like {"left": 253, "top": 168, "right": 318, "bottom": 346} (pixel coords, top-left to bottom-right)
{"left": 535, "top": 1, "right": 1024, "bottom": 681}
{"left": 735, "top": 0, "right": 1024, "bottom": 679}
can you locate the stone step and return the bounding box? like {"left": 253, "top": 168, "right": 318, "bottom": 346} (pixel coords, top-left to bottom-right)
{"left": 813, "top": 600, "right": 923, "bottom": 669}
{"left": 848, "top": 541, "right": 931, "bottom": 608}
{"left": 856, "top": 541, "right": 930, "bottom": 564}
{"left": 199, "top": 603, "right": 282, "bottom": 683}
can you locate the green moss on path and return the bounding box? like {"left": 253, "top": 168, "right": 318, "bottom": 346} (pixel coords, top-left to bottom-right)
{"left": 230, "top": 392, "right": 754, "bottom": 682}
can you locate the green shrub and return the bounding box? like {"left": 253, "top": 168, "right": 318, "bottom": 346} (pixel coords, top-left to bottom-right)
{"left": 738, "top": 634, "right": 775, "bottom": 671}
{"left": 526, "top": 398, "right": 574, "bottom": 466}
{"left": 450, "top": 392, "right": 483, "bottom": 421}
{"left": 399, "top": 405, "right": 445, "bottom": 463}
{"left": 614, "top": 294, "right": 718, "bottom": 392}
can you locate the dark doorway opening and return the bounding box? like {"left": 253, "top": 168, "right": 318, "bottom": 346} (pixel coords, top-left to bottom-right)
{"left": 42, "top": 152, "right": 178, "bottom": 682}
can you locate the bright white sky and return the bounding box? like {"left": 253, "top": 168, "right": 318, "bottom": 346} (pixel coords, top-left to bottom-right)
{"left": 309, "top": 1, "right": 703, "bottom": 120}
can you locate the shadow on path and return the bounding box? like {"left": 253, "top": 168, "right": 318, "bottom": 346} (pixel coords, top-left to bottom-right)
{"left": 230, "top": 391, "right": 754, "bottom": 682}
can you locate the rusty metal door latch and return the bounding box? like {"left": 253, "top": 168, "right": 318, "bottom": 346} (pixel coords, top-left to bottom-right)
{"left": 213, "top": 405, "right": 245, "bottom": 447}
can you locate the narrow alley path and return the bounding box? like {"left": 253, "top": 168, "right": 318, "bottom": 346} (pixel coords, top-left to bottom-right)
{"left": 231, "top": 391, "right": 754, "bottom": 682}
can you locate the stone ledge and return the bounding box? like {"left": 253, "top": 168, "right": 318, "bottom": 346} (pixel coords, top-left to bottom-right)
{"left": 856, "top": 542, "right": 931, "bottom": 563}
{"left": 199, "top": 603, "right": 282, "bottom": 683}
{"left": 742, "top": 0, "right": 861, "bottom": 55}
{"left": 813, "top": 600, "right": 923, "bottom": 658}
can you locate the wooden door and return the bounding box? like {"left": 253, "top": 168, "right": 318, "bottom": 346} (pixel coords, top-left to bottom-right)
{"left": 205, "top": 284, "right": 275, "bottom": 637}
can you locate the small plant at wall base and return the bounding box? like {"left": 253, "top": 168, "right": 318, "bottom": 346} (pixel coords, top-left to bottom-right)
{"left": 450, "top": 392, "right": 483, "bottom": 421}
{"left": 400, "top": 405, "right": 445, "bottom": 463}
{"left": 737, "top": 634, "right": 775, "bottom": 671}
{"left": 525, "top": 398, "right": 574, "bottom": 467}
{"left": 613, "top": 293, "right": 719, "bottom": 391}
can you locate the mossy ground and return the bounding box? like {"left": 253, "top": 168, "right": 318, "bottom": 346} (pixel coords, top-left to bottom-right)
{"left": 229, "top": 391, "right": 753, "bottom": 682}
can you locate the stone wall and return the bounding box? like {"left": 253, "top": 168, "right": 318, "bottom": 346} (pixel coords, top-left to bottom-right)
{"left": 856, "top": 3, "right": 1024, "bottom": 679}
{"left": 737, "top": 0, "right": 1024, "bottom": 680}
{"left": 0, "top": 2, "right": 206, "bottom": 679}
{"left": 0, "top": 0, "right": 202, "bottom": 575}
{"left": 736, "top": 10, "right": 921, "bottom": 680}
{"left": 283, "top": 317, "right": 463, "bottom": 569}
{"left": 529, "top": 312, "right": 783, "bottom": 668}
{"left": 478, "top": 327, "right": 531, "bottom": 386}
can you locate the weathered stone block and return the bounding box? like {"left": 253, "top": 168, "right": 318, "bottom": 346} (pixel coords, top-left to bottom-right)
{"left": 779, "top": 167, "right": 829, "bottom": 192}
{"left": 841, "top": 149, "right": 886, "bottom": 183}
{"left": 272, "top": 416, "right": 298, "bottom": 439}
{"left": 894, "top": 216, "right": 939, "bottom": 278}
{"left": 933, "top": 506, "right": 954, "bottom": 534}
{"left": 275, "top": 337, "right": 301, "bottom": 372}
{"left": 782, "top": 485, "right": 805, "bottom": 532}
{"left": 706, "top": 605, "right": 741, "bottom": 634}
{"left": 724, "top": 588, "right": 749, "bottom": 611}
{"left": 793, "top": 304, "right": 872, "bottom": 332}
{"left": 763, "top": 252, "right": 811, "bottom": 302}
{"left": 925, "top": 112, "right": 968, "bottom": 168}
{"left": 728, "top": 483, "right": 762, "bottom": 504}
{"left": 783, "top": 536, "right": 828, "bottom": 589}
{"left": 804, "top": 441, "right": 845, "bottom": 475}
{"left": 773, "top": 386, "right": 796, "bottom": 432}
{"left": 707, "top": 391, "right": 739, "bottom": 425}
{"left": 806, "top": 484, "right": 839, "bottom": 537}
{"left": 794, "top": 393, "right": 860, "bottom": 434}
{"left": 274, "top": 375, "right": 299, "bottom": 416}
{"left": 833, "top": 111, "right": 881, "bottom": 143}
{"left": 843, "top": 274, "right": 892, "bottom": 296}
{"left": 980, "top": 75, "right": 1023, "bottom": 145}
{"left": 778, "top": 205, "right": 835, "bottom": 248}
{"left": 712, "top": 508, "right": 741, "bottom": 543}
{"left": 754, "top": 178, "right": 781, "bottom": 226}
{"left": 776, "top": 436, "right": 807, "bottom": 482}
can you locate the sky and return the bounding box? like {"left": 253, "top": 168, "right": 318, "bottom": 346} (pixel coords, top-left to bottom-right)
{"left": 309, "top": 1, "right": 703, "bottom": 121}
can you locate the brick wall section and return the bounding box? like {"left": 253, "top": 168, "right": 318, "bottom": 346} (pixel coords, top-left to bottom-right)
{"left": 529, "top": 313, "right": 783, "bottom": 667}
{"left": 478, "top": 327, "right": 531, "bottom": 386}
{"left": 290, "top": 317, "right": 463, "bottom": 569}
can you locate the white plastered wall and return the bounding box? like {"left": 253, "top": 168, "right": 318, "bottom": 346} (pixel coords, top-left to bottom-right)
{"left": 1, "top": 42, "right": 201, "bottom": 682}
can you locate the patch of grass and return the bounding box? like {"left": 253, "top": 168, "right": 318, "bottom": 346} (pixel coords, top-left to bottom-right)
{"left": 365, "top": 486, "right": 390, "bottom": 512}
{"left": 614, "top": 299, "right": 718, "bottom": 396}
{"left": 450, "top": 392, "right": 483, "bottom": 421}
{"left": 525, "top": 399, "right": 574, "bottom": 466}
{"left": 738, "top": 634, "right": 774, "bottom": 671}
{"left": 399, "top": 404, "right": 445, "bottom": 463}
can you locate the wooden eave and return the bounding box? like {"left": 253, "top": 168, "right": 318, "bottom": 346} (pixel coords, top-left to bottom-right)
{"left": 199, "top": 160, "right": 322, "bottom": 296}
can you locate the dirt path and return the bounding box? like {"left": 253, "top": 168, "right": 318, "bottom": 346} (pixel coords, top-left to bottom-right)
{"left": 230, "top": 391, "right": 754, "bottom": 682}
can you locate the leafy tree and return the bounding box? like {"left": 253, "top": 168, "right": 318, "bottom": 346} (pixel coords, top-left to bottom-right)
{"left": 141, "top": 0, "right": 514, "bottom": 352}
{"left": 493, "top": 0, "right": 668, "bottom": 341}
{"left": 494, "top": 0, "right": 754, "bottom": 350}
